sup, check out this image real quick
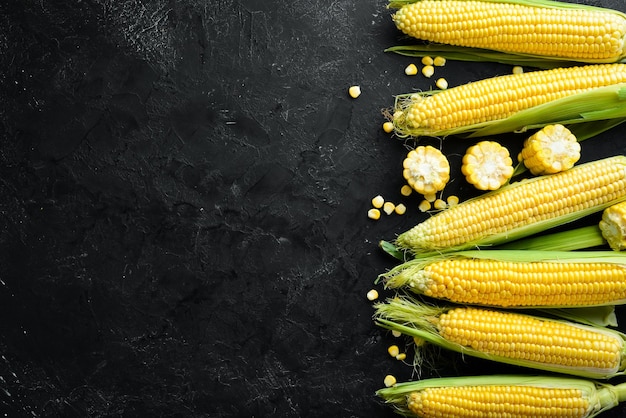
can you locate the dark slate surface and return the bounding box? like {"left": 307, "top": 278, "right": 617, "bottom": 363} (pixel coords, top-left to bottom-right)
{"left": 2, "top": 0, "right": 626, "bottom": 416}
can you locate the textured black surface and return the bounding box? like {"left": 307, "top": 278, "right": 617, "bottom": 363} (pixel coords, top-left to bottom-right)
{"left": 2, "top": 0, "right": 626, "bottom": 417}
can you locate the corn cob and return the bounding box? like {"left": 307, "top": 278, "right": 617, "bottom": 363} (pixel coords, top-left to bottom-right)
{"left": 389, "top": 0, "right": 626, "bottom": 65}
{"left": 381, "top": 250, "right": 626, "bottom": 308}
{"left": 520, "top": 124, "right": 581, "bottom": 175}
{"left": 374, "top": 296, "right": 626, "bottom": 379}
{"left": 377, "top": 374, "right": 626, "bottom": 418}
{"left": 390, "top": 64, "right": 626, "bottom": 139}
{"left": 600, "top": 200, "right": 626, "bottom": 251}
{"left": 395, "top": 156, "right": 626, "bottom": 254}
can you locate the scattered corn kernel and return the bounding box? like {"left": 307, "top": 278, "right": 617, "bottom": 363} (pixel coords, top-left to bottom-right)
{"left": 413, "top": 337, "right": 426, "bottom": 347}
{"left": 395, "top": 353, "right": 407, "bottom": 361}
{"left": 366, "top": 289, "right": 379, "bottom": 301}
{"left": 371, "top": 195, "right": 385, "bottom": 208}
{"left": 367, "top": 208, "right": 381, "bottom": 220}
{"left": 433, "top": 56, "right": 446, "bottom": 66}
{"left": 394, "top": 203, "right": 407, "bottom": 215}
{"left": 400, "top": 184, "right": 413, "bottom": 196}
{"left": 513, "top": 65, "right": 524, "bottom": 74}
{"left": 384, "top": 375, "right": 397, "bottom": 387}
{"left": 382, "top": 121, "right": 394, "bottom": 133}
{"left": 424, "top": 193, "right": 436, "bottom": 202}
{"left": 404, "top": 63, "right": 418, "bottom": 76}
{"left": 392, "top": 330, "right": 402, "bottom": 338}
{"left": 388, "top": 345, "right": 400, "bottom": 357}
{"left": 421, "top": 56, "right": 434, "bottom": 66}
{"left": 383, "top": 201, "right": 396, "bottom": 215}
{"left": 433, "top": 198, "right": 447, "bottom": 210}
{"left": 435, "top": 77, "right": 448, "bottom": 90}
{"left": 422, "top": 65, "right": 435, "bottom": 78}
{"left": 348, "top": 85, "right": 361, "bottom": 98}
{"left": 446, "top": 195, "right": 460, "bottom": 206}
{"left": 418, "top": 200, "right": 431, "bottom": 212}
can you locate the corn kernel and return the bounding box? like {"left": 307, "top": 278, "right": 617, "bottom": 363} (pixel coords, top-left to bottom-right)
{"left": 433, "top": 56, "right": 446, "bottom": 66}
{"left": 384, "top": 375, "right": 397, "bottom": 387}
{"left": 434, "top": 198, "right": 447, "bottom": 210}
{"left": 383, "top": 201, "right": 396, "bottom": 215}
{"left": 404, "top": 63, "right": 418, "bottom": 76}
{"left": 382, "top": 121, "right": 394, "bottom": 133}
{"left": 368, "top": 208, "right": 381, "bottom": 220}
{"left": 422, "top": 65, "right": 435, "bottom": 78}
{"left": 435, "top": 77, "right": 448, "bottom": 90}
{"left": 366, "top": 289, "right": 379, "bottom": 301}
{"left": 446, "top": 195, "right": 460, "bottom": 206}
{"left": 395, "top": 203, "right": 407, "bottom": 215}
{"left": 395, "top": 353, "right": 407, "bottom": 361}
{"left": 421, "top": 56, "right": 434, "bottom": 66}
{"left": 371, "top": 195, "right": 385, "bottom": 208}
{"left": 513, "top": 65, "right": 524, "bottom": 74}
{"left": 392, "top": 330, "right": 402, "bottom": 338}
{"left": 424, "top": 193, "right": 436, "bottom": 202}
{"left": 348, "top": 85, "right": 361, "bottom": 98}
{"left": 388, "top": 345, "right": 400, "bottom": 357}
{"left": 418, "top": 200, "right": 431, "bottom": 212}
{"left": 413, "top": 337, "right": 426, "bottom": 347}
{"left": 400, "top": 184, "right": 413, "bottom": 196}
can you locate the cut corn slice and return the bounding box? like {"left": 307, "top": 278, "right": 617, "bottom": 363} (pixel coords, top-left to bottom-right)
{"left": 395, "top": 156, "right": 626, "bottom": 254}
{"left": 390, "top": 0, "right": 626, "bottom": 64}
{"left": 461, "top": 141, "right": 514, "bottom": 190}
{"left": 374, "top": 296, "right": 626, "bottom": 379}
{"left": 403, "top": 146, "right": 450, "bottom": 195}
{"left": 600, "top": 201, "right": 626, "bottom": 251}
{"left": 390, "top": 63, "right": 626, "bottom": 139}
{"left": 521, "top": 124, "right": 581, "bottom": 175}
{"left": 381, "top": 250, "right": 626, "bottom": 308}
{"left": 377, "top": 374, "right": 626, "bottom": 418}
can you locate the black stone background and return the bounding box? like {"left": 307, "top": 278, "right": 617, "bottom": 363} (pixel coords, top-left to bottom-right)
{"left": 1, "top": 0, "right": 626, "bottom": 416}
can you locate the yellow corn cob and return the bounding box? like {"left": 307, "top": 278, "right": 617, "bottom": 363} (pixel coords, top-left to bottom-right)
{"left": 374, "top": 296, "right": 626, "bottom": 379}
{"left": 377, "top": 375, "right": 626, "bottom": 418}
{"left": 391, "top": 64, "right": 626, "bottom": 138}
{"left": 381, "top": 250, "right": 626, "bottom": 308}
{"left": 402, "top": 145, "right": 450, "bottom": 195}
{"left": 391, "top": 0, "right": 626, "bottom": 63}
{"left": 521, "top": 124, "right": 581, "bottom": 175}
{"left": 395, "top": 156, "right": 626, "bottom": 254}
{"left": 599, "top": 201, "right": 626, "bottom": 251}
{"left": 461, "top": 140, "right": 514, "bottom": 190}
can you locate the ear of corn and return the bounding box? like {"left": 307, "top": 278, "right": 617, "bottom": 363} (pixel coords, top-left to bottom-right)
{"left": 461, "top": 141, "right": 514, "bottom": 190}
{"left": 521, "top": 124, "right": 581, "bottom": 175}
{"left": 600, "top": 201, "right": 626, "bottom": 251}
{"left": 380, "top": 250, "right": 626, "bottom": 308}
{"left": 388, "top": 0, "right": 626, "bottom": 66}
{"left": 374, "top": 296, "right": 626, "bottom": 379}
{"left": 377, "top": 374, "right": 626, "bottom": 418}
{"left": 395, "top": 156, "right": 626, "bottom": 254}
{"left": 391, "top": 64, "right": 626, "bottom": 139}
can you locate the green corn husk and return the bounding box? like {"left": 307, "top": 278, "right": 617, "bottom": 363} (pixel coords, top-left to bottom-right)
{"left": 379, "top": 250, "right": 626, "bottom": 309}
{"left": 373, "top": 295, "right": 626, "bottom": 379}
{"left": 387, "top": 0, "right": 626, "bottom": 67}
{"left": 377, "top": 374, "right": 626, "bottom": 418}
